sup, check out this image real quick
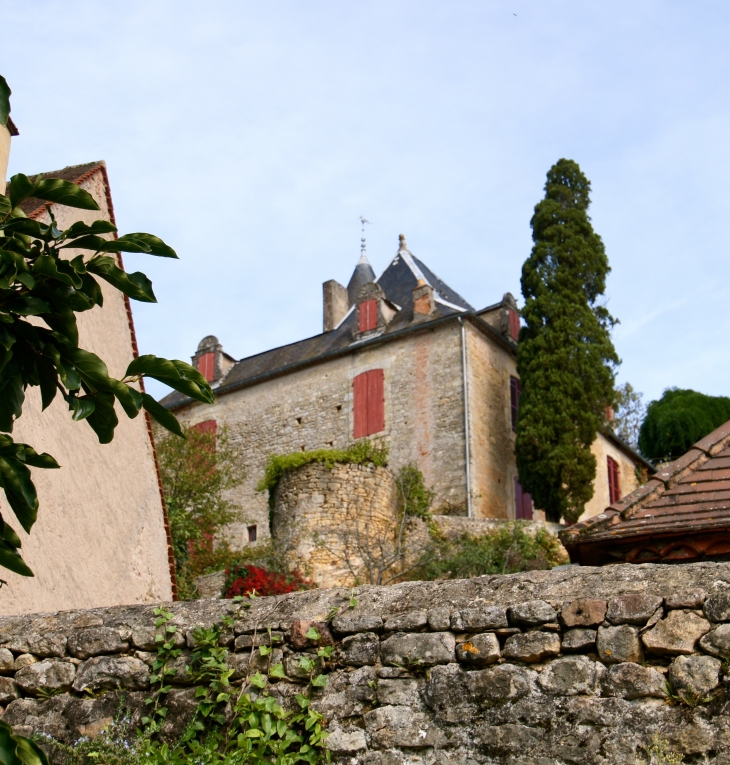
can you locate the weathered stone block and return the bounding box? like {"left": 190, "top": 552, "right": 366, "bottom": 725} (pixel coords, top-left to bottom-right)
{"left": 642, "top": 609, "right": 711, "bottom": 655}
{"left": 28, "top": 633, "right": 67, "bottom": 658}
{"left": 596, "top": 625, "right": 643, "bottom": 664}
{"left": 561, "top": 628, "right": 596, "bottom": 653}
{"left": 467, "top": 663, "right": 535, "bottom": 702}
{"left": 341, "top": 632, "right": 379, "bottom": 666}
{"left": 234, "top": 631, "right": 284, "bottom": 650}
{"left": 507, "top": 600, "right": 557, "bottom": 627}
{"left": 325, "top": 727, "right": 367, "bottom": 753}
{"left": 699, "top": 623, "right": 730, "bottom": 658}
{"left": 73, "top": 656, "right": 149, "bottom": 692}
{"left": 537, "top": 656, "right": 598, "bottom": 695}
{"left": 381, "top": 632, "right": 455, "bottom": 666}
{"left": 364, "top": 704, "right": 445, "bottom": 749}
{"left": 455, "top": 633, "right": 500, "bottom": 666}
{"left": 289, "top": 620, "right": 333, "bottom": 650}
{"left": 131, "top": 625, "right": 185, "bottom": 651}
{"left": 283, "top": 652, "right": 322, "bottom": 680}
{"left": 502, "top": 632, "right": 561, "bottom": 663}
{"left": 668, "top": 654, "right": 721, "bottom": 697}
{"left": 0, "top": 648, "right": 14, "bottom": 673}
{"left": 606, "top": 594, "right": 663, "bottom": 625}
{"left": 15, "top": 660, "right": 76, "bottom": 694}
{"left": 14, "top": 654, "right": 37, "bottom": 670}
{"left": 67, "top": 627, "right": 128, "bottom": 660}
{"left": 560, "top": 599, "right": 607, "bottom": 628}
{"left": 377, "top": 678, "right": 420, "bottom": 706}
{"left": 0, "top": 677, "right": 19, "bottom": 704}
{"left": 383, "top": 611, "right": 428, "bottom": 632}
{"left": 331, "top": 613, "right": 383, "bottom": 635}
{"left": 601, "top": 662, "right": 666, "bottom": 699}
{"left": 704, "top": 591, "right": 730, "bottom": 623}
{"left": 476, "top": 722, "right": 545, "bottom": 755}
{"left": 427, "top": 607, "right": 450, "bottom": 631}
{"left": 450, "top": 606, "right": 507, "bottom": 632}
{"left": 666, "top": 590, "right": 706, "bottom": 609}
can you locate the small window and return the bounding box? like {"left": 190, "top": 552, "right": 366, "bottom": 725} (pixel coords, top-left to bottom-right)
{"left": 509, "top": 377, "right": 521, "bottom": 431}
{"left": 358, "top": 299, "right": 378, "bottom": 332}
{"left": 247, "top": 525, "right": 257, "bottom": 543}
{"left": 198, "top": 351, "right": 216, "bottom": 382}
{"left": 607, "top": 456, "right": 621, "bottom": 504}
{"left": 514, "top": 477, "right": 533, "bottom": 520}
{"left": 353, "top": 369, "right": 385, "bottom": 438}
{"left": 508, "top": 309, "right": 520, "bottom": 341}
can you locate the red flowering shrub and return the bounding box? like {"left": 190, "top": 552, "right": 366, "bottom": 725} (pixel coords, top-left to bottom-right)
{"left": 223, "top": 564, "right": 312, "bottom": 598}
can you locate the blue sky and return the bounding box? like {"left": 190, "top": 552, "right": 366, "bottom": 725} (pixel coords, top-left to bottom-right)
{"left": 3, "top": 1, "right": 729, "bottom": 404}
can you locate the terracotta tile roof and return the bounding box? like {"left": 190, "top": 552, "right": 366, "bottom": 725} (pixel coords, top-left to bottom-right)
{"left": 560, "top": 420, "right": 730, "bottom": 565}
{"left": 7, "top": 161, "right": 107, "bottom": 218}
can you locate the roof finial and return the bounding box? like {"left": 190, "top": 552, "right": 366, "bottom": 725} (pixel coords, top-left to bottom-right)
{"left": 398, "top": 233, "right": 407, "bottom": 251}
{"left": 359, "top": 216, "right": 371, "bottom": 264}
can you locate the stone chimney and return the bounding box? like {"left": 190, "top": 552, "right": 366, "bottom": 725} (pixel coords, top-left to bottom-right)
{"left": 192, "top": 335, "right": 234, "bottom": 385}
{"left": 323, "top": 279, "right": 348, "bottom": 332}
{"left": 412, "top": 279, "right": 435, "bottom": 318}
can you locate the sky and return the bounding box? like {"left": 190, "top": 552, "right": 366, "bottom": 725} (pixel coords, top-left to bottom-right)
{"left": 2, "top": 1, "right": 729, "bottom": 405}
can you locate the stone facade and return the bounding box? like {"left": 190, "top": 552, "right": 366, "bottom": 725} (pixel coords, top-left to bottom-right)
{"left": 5, "top": 563, "right": 730, "bottom": 763}
{"left": 272, "top": 462, "right": 397, "bottom": 587}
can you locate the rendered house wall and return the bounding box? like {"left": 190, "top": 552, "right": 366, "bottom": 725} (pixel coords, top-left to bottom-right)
{"left": 0, "top": 168, "right": 173, "bottom": 614}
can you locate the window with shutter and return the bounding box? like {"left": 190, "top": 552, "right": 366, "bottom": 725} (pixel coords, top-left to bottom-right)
{"left": 514, "top": 477, "right": 533, "bottom": 520}
{"left": 508, "top": 309, "right": 520, "bottom": 341}
{"left": 353, "top": 369, "right": 385, "bottom": 438}
{"left": 607, "top": 456, "right": 621, "bottom": 504}
{"left": 198, "top": 351, "right": 216, "bottom": 382}
{"left": 193, "top": 420, "right": 217, "bottom": 436}
{"left": 358, "top": 299, "right": 378, "bottom": 332}
{"left": 510, "top": 377, "right": 521, "bottom": 431}
{"left": 247, "top": 525, "right": 257, "bottom": 543}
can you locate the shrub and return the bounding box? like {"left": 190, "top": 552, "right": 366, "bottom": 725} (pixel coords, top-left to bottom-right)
{"left": 223, "top": 564, "right": 312, "bottom": 598}
{"left": 413, "top": 521, "right": 568, "bottom": 580}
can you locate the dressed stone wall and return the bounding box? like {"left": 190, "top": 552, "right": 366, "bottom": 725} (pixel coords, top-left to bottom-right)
{"left": 4, "top": 563, "right": 730, "bottom": 764}
{"left": 272, "top": 462, "right": 398, "bottom": 587}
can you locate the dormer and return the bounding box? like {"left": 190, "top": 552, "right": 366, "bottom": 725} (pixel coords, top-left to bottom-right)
{"left": 478, "top": 293, "right": 521, "bottom": 342}
{"left": 354, "top": 283, "right": 397, "bottom": 340}
{"left": 192, "top": 335, "right": 236, "bottom": 385}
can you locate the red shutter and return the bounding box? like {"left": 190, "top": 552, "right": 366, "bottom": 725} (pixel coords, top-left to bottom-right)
{"left": 198, "top": 352, "right": 216, "bottom": 382}
{"left": 193, "top": 419, "right": 217, "bottom": 436}
{"left": 353, "top": 369, "right": 385, "bottom": 438}
{"left": 514, "top": 477, "right": 533, "bottom": 519}
{"left": 353, "top": 372, "right": 369, "bottom": 438}
{"left": 367, "top": 369, "right": 385, "bottom": 434}
{"left": 510, "top": 377, "right": 521, "bottom": 431}
{"left": 508, "top": 309, "right": 520, "bottom": 341}
{"left": 607, "top": 456, "right": 621, "bottom": 504}
{"left": 359, "top": 299, "right": 378, "bottom": 332}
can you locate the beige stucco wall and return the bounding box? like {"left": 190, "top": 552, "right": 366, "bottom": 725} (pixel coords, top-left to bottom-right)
{"left": 578, "top": 432, "right": 643, "bottom": 522}
{"left": 0, "top": 168, "right": 173, "bottom": 614}
{"left": 0, "top": 124, "right": 10, "bottom": 188}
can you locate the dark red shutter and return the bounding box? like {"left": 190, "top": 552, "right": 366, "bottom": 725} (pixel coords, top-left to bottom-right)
{"left": 508, "top": 309, "right": 520, "bottom": 341}
{"left": 193, "top": 419, "right": 217, "bottom": 436}
{"left": 607, "top": 456, "right": 621, "bottom": 504}
{"left": 353, "top": 372, "right": 369, "bottom": 438}
{"left": 359, "top": 299, "right": 377, "bottom": 332}
{"left": 353, "top": 369, "right": 385, "bottom": 438}
{"left": 514, "top": 477, "right": 533, "bottom": 520}
{"left": 198, "top": 352, "right": 216, "bottom": 382}
{"left": 367, "top": 369, "right": 385, "bottom": 434}
{"left": 510, "top": 377, "right": 521, "bottom": 431}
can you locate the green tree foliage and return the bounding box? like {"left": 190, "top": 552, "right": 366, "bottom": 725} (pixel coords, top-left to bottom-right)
{"left": 639, "top": 388, "right": 730, "bottom": 460}
{"left": 516, "top": 159, "right": 619, "bottom": 523}
{"left": 156, "top": 425, "right": 245, "bottom": 598}
{"left": 0, "top": 75, "right": 213, "bottom": 578}
{"left": 413, "top": 522, "right": 567, "bottom": 580}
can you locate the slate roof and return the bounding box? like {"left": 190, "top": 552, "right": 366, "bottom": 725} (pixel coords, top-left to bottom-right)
{"left": 161, "top": 237, "right": 501, "bottom": 410}
{"left": 560, "top": 420, "right": 730, "bottom": 565}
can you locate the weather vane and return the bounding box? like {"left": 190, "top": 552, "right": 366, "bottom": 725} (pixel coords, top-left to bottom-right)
{"left": 359, "top": 216, "right": 371, "bottom": 260}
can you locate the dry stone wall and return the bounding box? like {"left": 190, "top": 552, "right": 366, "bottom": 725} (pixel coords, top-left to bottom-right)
{"left": 4, "top": 563, "right": 730, "bottom": 764}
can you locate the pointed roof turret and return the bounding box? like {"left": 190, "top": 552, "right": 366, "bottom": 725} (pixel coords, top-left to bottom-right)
{"left": 346, "top": 250, "right": 376, "bottom": 307}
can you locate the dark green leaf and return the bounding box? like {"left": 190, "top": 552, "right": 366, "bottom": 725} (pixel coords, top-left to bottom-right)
{"left": 67, "top": 395, "right": 95, "bottom": 422}
{"left": 31, "top": 178, "right": 99, "bottom": 211}
{"left": 1, "top": 218, "right": 51, "bottom": 238}
{"left": 18, "top": 446, "right": 59, "bottom": 470}
{"left": 60, "top": 348, "right": 111, "bottom": 388}
{"left": 116, "top": 233, "right": 178, "bottom": 259}
{"left": 0, "top": 376, "right": 24, "bottom": 432}
{"left": 109, "top": 380, "right": 142, "bottom": 419}
{"left": 1, "top": 520, "right": 21, "bottom": 548}
{"left": 5, "top": 297, "right": 51, "bottom": 316}
{"left": 86, "top": 256, "right": 157, "bottom": 302}
{"left": 64, "top": 219, "right": 117, "bottom": 239}
{"left": 0, "top": 539, "right": 32, "bottom": 577}
{"left": 127, "top": 355, "right": 214, "bottom": 405}
{"left": 15, "top": 273, "right": 35, "bottom": 290}
{"left": 0, "top": 456, "right": 38, "bottom": 533}
{"left": 0, "top": 75, "right": 10, "bottom": 129}
{"left": 0, "top": 719, "right": 50, "bottom": 764}
{"left": 141, "top": 393, "right": 184, "bottom": 438}
{"left": 37, "top": 357, "right": 58, "bottom": 410}
{"left": 80, "top": 273, "right": 103, "bottom": 307}
{"left": 97, "top": 238, "right": 151, "bottom": 254}
{"left": 7, "top": 174, "right": 34, "bottom": 211}
{"left": 32, "top": 255, "right": 78, "bottom": 287}
{"left": 0, "top": 195, "right": 10, "bottom": 219}
{"left": 85, "top": 391, "right": 118, "bottom": 444}
{"left": 43, "top": 309, "right": 79, "bottom": 346}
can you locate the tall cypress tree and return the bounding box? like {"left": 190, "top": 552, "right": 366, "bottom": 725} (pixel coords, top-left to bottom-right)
{"left": 516, "top": 159, "right": 619, "bottom": 523}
